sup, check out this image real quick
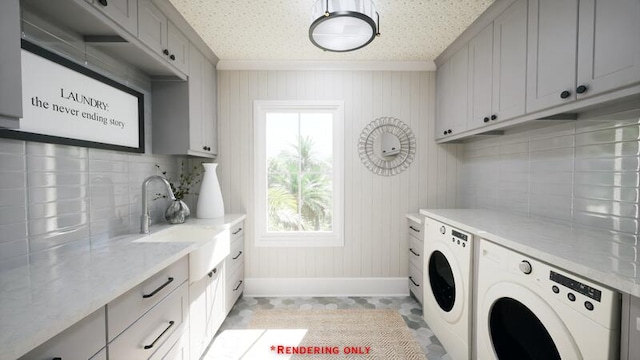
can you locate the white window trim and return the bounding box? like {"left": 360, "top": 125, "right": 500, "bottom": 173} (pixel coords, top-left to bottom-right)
{"left": 253, "top": 100, "right": 344, "bottom": 247}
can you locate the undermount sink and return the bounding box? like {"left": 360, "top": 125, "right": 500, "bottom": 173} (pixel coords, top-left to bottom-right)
{"left": 134, "top": 225, "right": 231, "bottom": 283}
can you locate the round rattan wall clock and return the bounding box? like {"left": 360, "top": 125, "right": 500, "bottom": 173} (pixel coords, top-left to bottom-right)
{"left": 358, "top": 117, "right": 416, "bottom": 176}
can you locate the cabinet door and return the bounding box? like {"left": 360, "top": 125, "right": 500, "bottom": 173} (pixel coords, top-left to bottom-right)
{"left": 188, "top": 275, "right": 209, "bottom": 360}
{"left": 88, "top": 0, "right": 138, "bottom": 35}
{"left": 188, "top": 45, "right": 206, "bottom": 155}
{"left": 202, "top": 60, "right": 218, "bottom": 154}
{"left": 435, "top": 45, "right": 469, "bottom": 139}
{"left": 0, "top": 0, "right": 22, "bottom": 124}
{"left": 577, "top": 0, "right": 640, "bottom": 99}
{"left": 138, "top": 0, "right": 167, "bottom": 57}
{"left": 448, "top": 45, "right": 470, "bottom": 136}
{"left": 492, "top": 0, "right": 527, "bottom": 122}
{"left": 206, "top": 265, "right": 226, "bottom": 338}
{"left": 167, "top": 22, "right": 189, "bottom": 74}
{"left": 526, "top": 0, "right": 579, "bottom": 113}
{"left": 435, "top": 60, "right": 450, "bottom": 139}
{"left": 467, "top": 23, "right": 493, "bottom": 131}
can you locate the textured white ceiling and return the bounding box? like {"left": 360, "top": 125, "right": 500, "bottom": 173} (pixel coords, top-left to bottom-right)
{"left": 168, "top": 0, "right": 495, "bottom": 61}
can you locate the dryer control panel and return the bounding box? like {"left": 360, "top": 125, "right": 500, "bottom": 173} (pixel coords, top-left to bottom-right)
{"left": 550, "top": 271, "right": 602, "bottom": 302}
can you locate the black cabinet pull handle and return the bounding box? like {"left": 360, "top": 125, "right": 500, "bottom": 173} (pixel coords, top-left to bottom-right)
{"left": 203, "top": 146, "right": 211, "bottom": 151}
{"left": 443, "top": 130, "right": 447, "bottom": 135}
{"left": 232, "top": 251, "right": 243, "bottom": 260}
{"left": 409, "top": 277, "right": 419, "bottom": 287}
{"left": 560, "top": 90, "right": 571, "bottom": 99}
{"left": 447, "top": 129, "right": 452, "bottom": 134}
{"left": 143, "top": 321, "right": 175, "bottom": 350}
{"left": 409, "top": 225, "right": 420, "bottom": 233}
{"left": 233, "top": 280, "right": 243, "bottom": 291}
{"left": 232, "top": 227, "right": 243, "bottom": 235}
{"left": 162, "top": 49, "right": 169, "bottom": 56}
{"left": 170, "top": 54, "right": 176, "bottom": 61}
{"left": 491, "top": 114, "right": 497, "bottom": 121}
{"left": 576, "top": 85, "right": 588, "bottom": 94}
{"left": 142, "top": 277, "right": 174, "bottom": 299}
{"left": 98, "top": 0, "right": 108, "bottom": 6}
{"left": 208, "top": 268, "right": 217, "bottom": 277}
{"left": 483, "top": 117, "right": 489, "bottom": 123}
{"left": 409, "top": 248, "right": 420, "bottom": 257}
{"left": 53, "top": 358, "right": 62, "bottom": 360}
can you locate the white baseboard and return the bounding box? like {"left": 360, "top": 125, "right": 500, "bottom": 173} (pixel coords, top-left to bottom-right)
{"left": 244, "top": 277, "right": 409, "bottom": 297}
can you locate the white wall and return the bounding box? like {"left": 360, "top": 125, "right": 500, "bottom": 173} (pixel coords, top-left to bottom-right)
{"left": 217, "top": 70, "right": 460, "bottom": 279}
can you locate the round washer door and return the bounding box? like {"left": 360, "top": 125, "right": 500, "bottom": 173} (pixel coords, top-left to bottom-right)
{"left": 478, "top": 283, "right": 581, "bottom": 360}
{"left": 425, "top": 245, "right": 465, "bottom": 323}
{"left": 429, "top": 251, "right": 455, "bottom": 312}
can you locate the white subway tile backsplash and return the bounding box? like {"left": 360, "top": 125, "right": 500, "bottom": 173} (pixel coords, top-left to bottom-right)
{"left": 26, "top": 156, "right": 88, "bottom": 172}
{"left": 460, "top": 113, "right": 640, "bottom": 238}
{"left": 28, "top": 226, "right": 91, "bottom": 253}
{"left": 0, "top": 239, "right": 29, "bottom": 261}
{"left": 574, "top": 171, "right": 639, "bottom": 187}
{"left": 28, "top": 199, "right": 89, "bottom": 219}
{"left": 0, "top": 207, "right": 28, "bottom": 226}
{"left": 28, "top": 186, "right": 88, "bottom": 203}
{"left": 575, "top": 157, "right": 640, "bottom": 172}
{"left": 0, "top": 223, "right": 27, "bottom": 245}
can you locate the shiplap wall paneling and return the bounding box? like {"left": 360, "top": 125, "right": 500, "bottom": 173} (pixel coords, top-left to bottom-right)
{"left": 217, "top": 70, "right": 460, "bottom": 279}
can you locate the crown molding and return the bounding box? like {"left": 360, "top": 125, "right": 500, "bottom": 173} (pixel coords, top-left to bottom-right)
{"left": 216, "top": 60, "right": 436, "bottom": 71}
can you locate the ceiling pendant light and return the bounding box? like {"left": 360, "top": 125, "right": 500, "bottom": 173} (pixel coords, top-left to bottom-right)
{"left": 309, "top": 0, "right": 381, "bottom": 52}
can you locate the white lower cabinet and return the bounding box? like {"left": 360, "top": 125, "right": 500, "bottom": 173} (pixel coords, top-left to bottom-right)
{"left": 18, "top": 308, "right": 106, "bottom": 360}
{"left": 189, "top": 263, "right": 225, "bottom": 360}
{"left": 406, "top": 215, "right": 424, "bottom": 305}
{"left": 108, "top": 282, "right": 189, "bottom": 360}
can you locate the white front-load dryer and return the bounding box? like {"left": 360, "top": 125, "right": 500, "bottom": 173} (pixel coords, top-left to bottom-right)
{"left": 476, "top": 240, "right": 621, "bottom": 360}
{"left": 423, "top": 218, "right": 473, "bottom": 360}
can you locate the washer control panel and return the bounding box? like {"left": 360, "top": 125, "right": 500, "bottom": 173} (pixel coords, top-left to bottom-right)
{"left": 450, "top": 229, "right": 469, "bottom": 248}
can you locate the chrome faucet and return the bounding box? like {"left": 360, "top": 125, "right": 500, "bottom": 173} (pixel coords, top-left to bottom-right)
{"left": 140, "top": 175, "right": 176, "bottom": 234}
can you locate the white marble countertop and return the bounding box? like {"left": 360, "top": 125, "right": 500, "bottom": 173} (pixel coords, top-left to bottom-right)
{"left": 0, "top": 214, "right": 246, "bottom": 360}
{"left": 419, "top": 209, "right": 640, "bottom": 297}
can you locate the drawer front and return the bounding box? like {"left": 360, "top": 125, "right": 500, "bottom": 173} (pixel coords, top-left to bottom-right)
{"left": 407, "top": 219, "right": 423, "bottom": 240}
{"left": 225, "top": 235, "right": 244, "bottom": 279}
{"left": 108, "top": 256, "right": 188, "bottom": 341}
{"left": 225, "top": 267, "right": 244, "bottom": 314}
{"left": 109, "top": 282, "right": 188, "bottom": 360}
{"left": 409, "top": 263, "right": 423, "bottom": 305}
{"left": 149, "top": 323, "right": 189, "bottom": 360}
{"left": 19, "top": 308, "right": 106, "bottom": 360}
{"left": 230, "top": 221, "right": 244, "bottom": 241}
{"left": 408, "top": 235, "right": 423, "bottom": 270}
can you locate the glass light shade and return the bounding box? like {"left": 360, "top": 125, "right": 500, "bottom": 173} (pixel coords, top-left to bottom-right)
{"left": 309, "top": 0, "right": 379, "bottom": 52}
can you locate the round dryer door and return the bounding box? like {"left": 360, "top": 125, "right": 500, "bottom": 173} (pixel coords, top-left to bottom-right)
{"left": 428, "top": 251, "right": 455, "bottom": 312}
{"left": 489, "top": 297, "right": 560, "bottom": 360}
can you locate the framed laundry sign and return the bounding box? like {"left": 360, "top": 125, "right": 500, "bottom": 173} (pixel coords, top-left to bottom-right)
{"left": 0, "top": 40, "right": 145, "bottom": 153}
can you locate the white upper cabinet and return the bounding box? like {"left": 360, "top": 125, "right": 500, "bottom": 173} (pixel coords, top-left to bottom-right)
{"left": 438, "top": 0, "right": 528, "bottom": 138}
{"left": 152, "top": 44, "right": 217, "bottom": 158}
{"left": 87, "top": 0, "right": 138, "bottom": 35}
{"left": 467, "top": 23, "right": 494, "bottom": 131}
{"left": 167, "top": 22, "right": 190, "bottom": 74}
{"left": 138, "top": 0, "right": 189, "bottom": 74}
{"left": 577, "top": 0, "right": 640, "bottom": 99}
{"left": 526, "top": 0, "right": 579, "bottom": 113}
{"left": 492, "top": 0, "right": 528, "bottom": 122}
{"left": 436, "top": 45, "right": 469, "bottom": 139}
{"left": 527, "top": 0, "right": 640, "bottom": 113}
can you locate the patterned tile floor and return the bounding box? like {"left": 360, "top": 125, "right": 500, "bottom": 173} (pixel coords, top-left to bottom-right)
{"left": 205, "top": 295, "right": 451, "bottom": 360}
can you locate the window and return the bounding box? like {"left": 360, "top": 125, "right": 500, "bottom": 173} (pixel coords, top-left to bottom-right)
{"left": 254, "top": 101, "right": 344, "bottom": 247}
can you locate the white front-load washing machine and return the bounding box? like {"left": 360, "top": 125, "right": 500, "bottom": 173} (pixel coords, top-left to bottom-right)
{"left": 476, "top": 240, "right": 621, "bottom": 360}
{"left": 423, "top": 217, "right": 474, "bottom": 360}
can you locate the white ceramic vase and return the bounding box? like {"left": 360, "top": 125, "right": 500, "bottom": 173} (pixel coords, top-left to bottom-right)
{"left": 196, "top": 163, "right": 225, "bottom": 218}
